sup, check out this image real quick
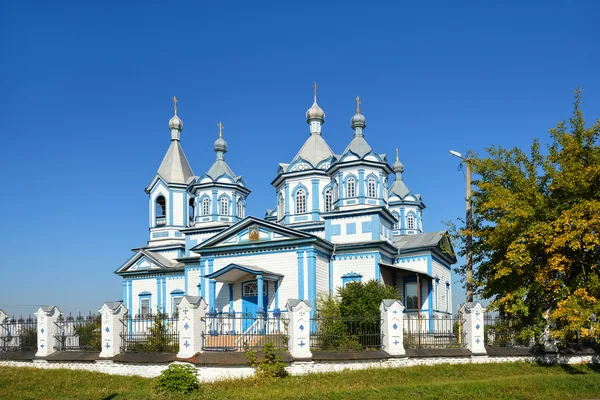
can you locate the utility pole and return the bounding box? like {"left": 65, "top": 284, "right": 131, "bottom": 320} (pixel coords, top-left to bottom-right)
{"left": 449, "top": 150, "right": 473, "bottom": 303}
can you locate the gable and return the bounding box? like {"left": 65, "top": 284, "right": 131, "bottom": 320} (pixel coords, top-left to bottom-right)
{"left": 115, "top": 250, "right": 183, "bottom": 274}
{"left": 192, "top": 217, "right": 317, "bottom": 251}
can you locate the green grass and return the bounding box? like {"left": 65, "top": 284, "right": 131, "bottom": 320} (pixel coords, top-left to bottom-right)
{"left": 1, "top": 362, "right": 599, "bottom": 400}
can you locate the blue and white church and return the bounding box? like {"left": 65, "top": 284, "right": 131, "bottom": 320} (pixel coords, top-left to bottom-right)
{"left": 115, "top": 90, "right": 456, "bottom": 323}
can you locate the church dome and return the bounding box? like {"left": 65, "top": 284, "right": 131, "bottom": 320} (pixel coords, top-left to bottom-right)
{"left": 393, "top": 158, "right": 404, "bottom": 174}
{"left": 214, "top": 136, "right": 227, "bottom": 153}
{"left": 169, "top": 114, "right": 183, "bottom": 130}
{"left": 306, "top": 101, "right": 325, "bottom": 121}
{"left": 351, "top": 112, "right": 366, "bottom": 129}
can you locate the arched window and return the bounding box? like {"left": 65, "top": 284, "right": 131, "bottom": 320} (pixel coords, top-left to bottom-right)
{"left": 296, "top": 189, "right": 306, "bottom": 214}
{"left": 220, "top": 197, "right": 229, "bottom": 215}
{"left": 367, "top": 177, "right": 376, "bottom": 198}
{"left": 155, "top": 196, "right": 166, "bottom": 226}
{"left": 407, "top": 214, "right": 415, "bottom": 230}
{"left": 347, "top": 178, "right": 355, "bottom": 198}
{"left": 237, "top": 198, "right": 244, "bottom": 218}
{"left": 392, "top": 213, "right": 399, "bottom": 230}
{"left": 202, "top": 198, "right": 210, "bottom": 216}
{"left": 333, "top": 181, "right": 339, "bottom": 202}
{"left": 188, "top": 198, "right": 195, "bottom": 222}
{"left": 324, "top": 189, "right": 332, "bottom": 212}
{"left": 278, "top": 193, "right": 285, "bottom": 221}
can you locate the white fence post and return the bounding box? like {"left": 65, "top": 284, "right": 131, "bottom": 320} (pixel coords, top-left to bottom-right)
{"left": 34, "top": 306, "right": 61, "bottom": 357}
{"left": 380, "top": 299, "right": 406, "bottom": 356}
{"left": 177, "top": 296, "right": 207, "bottom": 358}
{"left": 99, "top": 302, "right": 128, "bottom": 358}
{"left": 460, "top": 302, "right": 487, "bottom": 355}
{"left": 286, "top": 299, "right": 312, "bottom": 359}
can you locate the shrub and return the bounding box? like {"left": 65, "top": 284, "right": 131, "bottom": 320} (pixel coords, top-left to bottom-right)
{"left": 153, "top": 364, "right": 201, "bottom": 395}
{"left": 246, "top": 343, "right": 288, "bottom": 379}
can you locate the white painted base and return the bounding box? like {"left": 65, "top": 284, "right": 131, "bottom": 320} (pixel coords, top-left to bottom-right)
{"left": 1, "top": 354, "right": 598, "bottom": 382}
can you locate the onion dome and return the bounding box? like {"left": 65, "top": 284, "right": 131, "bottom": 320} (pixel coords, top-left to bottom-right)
{"left": 169, "top": 114, "right": 183, "bottom": 131}
{"left": 214, "top": 122, "right": 227, "bottom": 156}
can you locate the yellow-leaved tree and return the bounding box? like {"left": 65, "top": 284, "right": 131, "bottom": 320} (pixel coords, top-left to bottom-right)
{"left": 455, "top": 87, "right": 600, "bottom": 344}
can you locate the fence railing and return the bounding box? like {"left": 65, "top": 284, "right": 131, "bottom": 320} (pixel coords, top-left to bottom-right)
{"left": 0, "top": 316, "right": 37, "bottom": 352}
{"left": 403, "top": 314, "right": 465, "bottom": 349}
{"left": 120, "top": 313, "right": 179, "bottom": 353}
{"left": 202, "top": 311, "right": 288, "bottom": 352}
{"left": 309, "top": 313, "right": 382, "bottom": 352}
{"left": 484, "top": 316, "right": 536, "bottom": 348}
{"left": 53, "top": 312, "right": 101, "bottom": 352}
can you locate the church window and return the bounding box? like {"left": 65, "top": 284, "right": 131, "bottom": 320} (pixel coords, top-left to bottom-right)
{"left": 155, "top": 196, "right": 166, "bottom": 226}
{"left": 392, "top": 213, "right": 399, "bottom": 229}
{"left": 188, "top": 198, "right": 195, "bottom": 222}
{"left": 347, "top": 178, "right": 355, "bottom": 198}
{"left": 243, "top": 281, "right": 267, "bottom": 296}
{"left": 367, "top": 177, "right": 376, "bottom": 198}
{"left": 296, "top": 189, "right": 306, "bottom": 214}
{"left": 325, "top": 189, "right": 332, "bottom": 212}
{"left": 172, "top": 297, "right": 182, "bottom": 317}
{"left": 407, "top": 214, "right": 415, "bottom": 230}
{"left": 140, "top": 298, "right": 151, "bottom": 317}
{"left": 237, "top": 198, "right": 244, "bottom": 218}
{"left": 220, "top": 197, "right": 229, "bottom": 215}
{"left": 278, "top": 193, "right": 285, "bottom": 221}
{"left": 333, "top": 181, "right": 339, "bottom": 202}
{"left": 405, "top": 282, "right": 418, "bottom": 310}
{"left": 202, "top": 198, "right": 210, "bottom": 216}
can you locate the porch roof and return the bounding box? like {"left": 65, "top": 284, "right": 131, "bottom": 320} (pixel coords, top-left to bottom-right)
{"left": 205, "top": 263, "right": 283, "bottom": 283}
{"left": 379, "top": 262, "right": 435, "bottom": 280}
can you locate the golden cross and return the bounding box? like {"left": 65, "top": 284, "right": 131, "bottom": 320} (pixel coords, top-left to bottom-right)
{"left": 313, "top": 82, "right": 317, "bottom": 99}
{"left": 172, "top": 96, "right": 178, "bottom": 114}
{"left": 217, "top": 121, "right": 223, "bottom": 138}
{"left": 396, "top": 148, "right": 399, "bottom": 162}
{"left": 356, "top": 95, "right": 361, "bottom": 113}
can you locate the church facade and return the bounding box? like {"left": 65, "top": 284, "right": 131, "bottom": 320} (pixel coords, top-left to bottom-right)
{"left": 115, "top": 90, "right": 455, "bottom": 325}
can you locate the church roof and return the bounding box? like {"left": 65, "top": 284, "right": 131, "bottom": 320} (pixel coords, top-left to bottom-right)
{"left": 341, "top": 135, "right": 373, "bottom": 159}
{"left": 393, "top": 231, "right": 456, "bottom": 263}
{"left": 157, "top": 141, "right": 195, "bottom": 185}
{"left": 206, "top": 159, "right": 237, "bottom": 181}
{"left": 291, "top": 134, "right": 334, "bottom": 168}
{"left": 388, "top": 178, "right": 411, "bottom": 199}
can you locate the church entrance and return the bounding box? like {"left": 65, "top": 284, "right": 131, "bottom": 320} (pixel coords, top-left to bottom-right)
{"left": 241, "top": 281, "right": 268, "bottom": 331}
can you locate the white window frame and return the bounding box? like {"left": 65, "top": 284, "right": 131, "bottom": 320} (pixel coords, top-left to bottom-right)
{"left": 220, "top": 197, "right": 229, "bottom": 215}
{"left": 407, "top": 213, "right": 415, "bottom": 230}
{"left": 325, "top": 189, "right": 332, "bottom": 212}
{"left": 347, "top": 178, "right": 355, "bottom": 198}
{"left": 367, "top": 177, "right": 376, "bottom": 198}
{"left": 202, "top": 198, "right": 210, "bottom": 216}
{"left": 237, "top": 199, "right": 244, "bottom": 218}
{"left": 296, "top": 189, "right": 306, "bottom": 214}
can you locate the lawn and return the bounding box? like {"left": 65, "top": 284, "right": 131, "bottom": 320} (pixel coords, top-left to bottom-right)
{"left": 1, "top": 362, "right": 599, "bottom": 400}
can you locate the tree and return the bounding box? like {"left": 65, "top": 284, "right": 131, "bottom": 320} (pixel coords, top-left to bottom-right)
{"left": 453, "top": 88, "right": 600, "bottom": 343}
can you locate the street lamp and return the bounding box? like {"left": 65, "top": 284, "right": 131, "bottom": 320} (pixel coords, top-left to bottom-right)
{"left": 449, "top": 150, "right": 473, "bottom": 303}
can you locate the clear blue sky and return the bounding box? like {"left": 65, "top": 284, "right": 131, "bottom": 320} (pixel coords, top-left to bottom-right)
{"left": 1, "top": 0, "right": 599, "bottom": 316}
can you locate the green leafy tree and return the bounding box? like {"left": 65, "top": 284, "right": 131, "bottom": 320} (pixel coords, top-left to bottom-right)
{"left": 73, "top": 314, "right": 101, "bottom": 351}
{"left": 452, "top": 87, "right": 600, "bottom": 343}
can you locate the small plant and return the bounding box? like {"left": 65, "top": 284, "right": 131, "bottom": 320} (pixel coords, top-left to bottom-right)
{"left": 246, "top": 342, "right": 288, "bottom": 379}
{"left": 153, "top": 364, "right": 201, "bottom": 395}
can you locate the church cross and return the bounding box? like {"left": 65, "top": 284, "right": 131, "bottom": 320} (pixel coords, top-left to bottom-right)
{"left": 396, "top": 148, "right": 399, "bottom": 162}
{"left": 356, "top": 96, "right": 361, "bottom": 113}
{"left": 314, "top": 82, "right": 317, "bottom": 99}
{"left": 172, "top": 96, "right": 178, "bottom": 114}
{"left": 217, "top": 122, "right": 223, "bottom": 138}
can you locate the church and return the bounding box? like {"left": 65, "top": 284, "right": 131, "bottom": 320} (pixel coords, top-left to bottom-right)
{"left": 115, "top": 87, "right": 455, "bottom": 326}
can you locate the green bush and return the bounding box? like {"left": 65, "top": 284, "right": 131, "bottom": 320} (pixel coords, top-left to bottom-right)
{"left": 246, "top": 343, "right": 288, "bottom": 379}
{"left": 153, "top": 364, "right": 201, "bottom": 395}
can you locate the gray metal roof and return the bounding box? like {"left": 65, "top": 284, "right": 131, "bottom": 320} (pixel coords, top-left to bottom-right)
{"left": 206, "top": 159, "right": 237, "bottom": 181}
{"left": 342, "top": 135, "right": 373, "bottom": 158}
{"left": 393, "top": 231, "right": 447, "bottom": 251}
{"left": 144, "top": 250, "right": 183, "bottom": 268}
{"left": 292, "top": 134, "right": 334, "bottom": 167}
{"left": 388, "top": 177, "right": 411, "bottom": 199}
{"left": 157, "top": 141, "right": 195, "bottom": 184}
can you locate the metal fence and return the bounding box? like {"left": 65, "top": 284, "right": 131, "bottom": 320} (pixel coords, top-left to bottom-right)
{"left": 202, "top": 311, "right": 288, "bottom": 352}
{"left": 53, "top": 312, "right": 102, "bottom": 352}
{"left": 403, "top": 314, "right": 465, "bottom": 349}
{"left": 0, "top": 316, "right": 37, "bottom": 352}
{"left": 484, "top": 316, "right": 536, "bottom": 348}
{"left": 309, "top": 313, "right": 382, "bottom": 352}
{"left": 120, "top": 313, "right": 179, "bottom": 353}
